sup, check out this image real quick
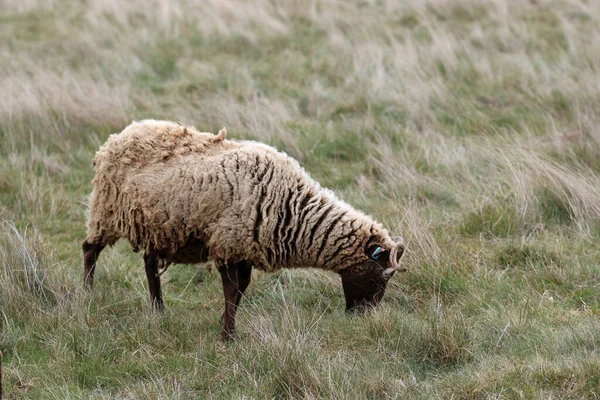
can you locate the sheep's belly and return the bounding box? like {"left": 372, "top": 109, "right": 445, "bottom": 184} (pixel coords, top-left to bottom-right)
{"left": 159, "top": 236, "right": 210, "bottom": 265}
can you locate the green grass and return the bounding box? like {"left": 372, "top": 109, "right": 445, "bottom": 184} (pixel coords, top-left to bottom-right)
{"left": 1, "top": 0, "right": 600, "bottom": 398}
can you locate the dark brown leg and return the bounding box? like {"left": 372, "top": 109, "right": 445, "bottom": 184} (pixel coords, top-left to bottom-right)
{"left": 235, "top": 262, "right": 252, "bottom": 308}
{"left": 83, "top": 240, "right": 105, "bottom": 288}
{"left": 219, "top": 261, "right": 252, "bottom": 340}
{"left": 144, "top": 252, "right": 164, "bottom": 311}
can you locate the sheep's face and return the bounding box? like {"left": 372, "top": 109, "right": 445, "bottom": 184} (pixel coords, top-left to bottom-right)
{"left": 340, "top": 239, "right": 405, "bottom": 312}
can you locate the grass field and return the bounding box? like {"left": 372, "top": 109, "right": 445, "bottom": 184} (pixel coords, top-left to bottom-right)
{"left": 1, "top": 0, "right": 600, "bottom": 398}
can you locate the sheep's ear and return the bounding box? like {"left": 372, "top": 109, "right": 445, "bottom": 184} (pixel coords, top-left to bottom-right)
{"left": 216, "top": 127, "right": 227, "bottom": 141}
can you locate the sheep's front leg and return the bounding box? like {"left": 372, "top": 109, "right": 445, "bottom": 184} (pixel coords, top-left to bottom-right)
{"left": 219, "top": 261, "right": 252, "bottom": 340}
{"left": 235, "top": 262, "right": 252, "bottom": 308}
{"left": 83, "top": 240, "right": 105, "bottom": 288}
{"left": 144, "top": 252, "right": 164, "bottom": 311}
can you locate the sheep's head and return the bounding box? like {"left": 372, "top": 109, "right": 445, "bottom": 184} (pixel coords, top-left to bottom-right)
{"left": 340, "top": 236, "right": 405, "bottom": 312}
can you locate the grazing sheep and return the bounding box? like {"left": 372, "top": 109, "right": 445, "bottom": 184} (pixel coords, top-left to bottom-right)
{"left": 83, "top": 120, "right": 406, "bottom": 339}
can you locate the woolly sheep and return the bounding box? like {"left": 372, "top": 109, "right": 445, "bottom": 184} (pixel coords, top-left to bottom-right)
{"left": 83, "top": 120, "right": 406, "bottom": 339}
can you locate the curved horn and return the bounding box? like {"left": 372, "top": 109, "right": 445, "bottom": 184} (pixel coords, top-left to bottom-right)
{"left": 389, "top": 237, "right": 406, "bottom": 272}
{"left": 382, "top": 267, "right": 396, "bottom": 280}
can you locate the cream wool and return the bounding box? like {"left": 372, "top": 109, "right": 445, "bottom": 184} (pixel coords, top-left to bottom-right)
{"left": 85, "top": 120, "right": 399, "bottom": 272}
{"left": 83, "top": 120, "right": 406, "bottom": 339}
{"left": 87, "top": 121, "right": 395, "bottom": 270}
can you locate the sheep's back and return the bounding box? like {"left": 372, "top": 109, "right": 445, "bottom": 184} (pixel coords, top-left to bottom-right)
{"left": 93, "top": 120, "right": 230, "bottom": 173}
{"left": 86, "top": 120, "right": 237, "bottom": 248}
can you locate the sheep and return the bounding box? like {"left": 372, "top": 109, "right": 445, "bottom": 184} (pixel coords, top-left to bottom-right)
{"left": 83, "top": 120, "right": 406, "bottom": 339}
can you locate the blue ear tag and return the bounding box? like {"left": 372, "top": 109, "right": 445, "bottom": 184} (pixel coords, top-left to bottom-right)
{"left": 372, "top": 247, "right": 383, "bottom": 259}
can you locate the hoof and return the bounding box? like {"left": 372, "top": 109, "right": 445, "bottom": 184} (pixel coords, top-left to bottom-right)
{"left": 221, "top": 329, "right": 236, "bottom": 342}
{"left": 152, "top": 299, "right": 165, "bottom": 312}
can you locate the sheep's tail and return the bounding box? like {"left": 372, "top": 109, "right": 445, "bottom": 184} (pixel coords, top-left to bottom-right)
{"left": 215, "top": 127, "right": 227, "bottom": 142}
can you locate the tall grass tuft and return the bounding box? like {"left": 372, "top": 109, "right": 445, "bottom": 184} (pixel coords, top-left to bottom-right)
{"left": 0, "top": 221, "right": 56, "bottom": 307}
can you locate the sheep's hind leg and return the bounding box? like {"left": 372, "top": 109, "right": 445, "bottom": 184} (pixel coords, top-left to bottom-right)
{"left": 83, "top": 240, "right": 105, "bottom": 288}
{"left": 144, "top": 252, "right": 164, "bottom": 311}
{"left": 219, "top": 261, "right": 252, "bottom": 341}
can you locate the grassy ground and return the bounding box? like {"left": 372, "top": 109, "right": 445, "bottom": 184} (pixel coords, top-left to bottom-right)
{"left": 1, "top": 0, "right": 600, "bottom": 398}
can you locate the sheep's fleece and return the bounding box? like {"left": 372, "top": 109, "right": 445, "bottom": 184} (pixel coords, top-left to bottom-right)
{"left": 86, "top": 120, "right": 397, "bottom": 272}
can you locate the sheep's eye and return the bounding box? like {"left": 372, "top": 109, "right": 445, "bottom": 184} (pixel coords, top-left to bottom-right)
{"left": 370, "top": 246, "right": 383, "bottom": 260}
